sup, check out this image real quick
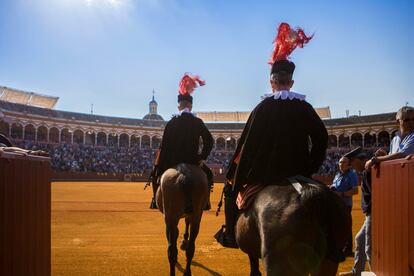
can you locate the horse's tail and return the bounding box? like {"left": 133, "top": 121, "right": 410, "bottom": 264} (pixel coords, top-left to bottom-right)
{"left": 176, "top": 164, "right": 194, "bottom": 213}
{"left": 300, "top": 182, "right": 349, "bottom": 263}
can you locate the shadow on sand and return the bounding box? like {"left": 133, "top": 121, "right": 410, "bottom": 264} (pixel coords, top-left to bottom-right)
{"left": 176, "top": 261, "right": 222, "bottom": 275}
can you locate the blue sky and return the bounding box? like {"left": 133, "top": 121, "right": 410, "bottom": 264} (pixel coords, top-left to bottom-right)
{"left": 0, "top": 0, "right": 413, "bottom": 119}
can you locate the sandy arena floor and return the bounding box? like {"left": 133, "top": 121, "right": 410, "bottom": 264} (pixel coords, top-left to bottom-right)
{"left": 52, "top": 182, "right": 363, "bottom": 275}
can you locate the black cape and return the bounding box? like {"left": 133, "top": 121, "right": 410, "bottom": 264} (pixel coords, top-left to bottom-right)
{"left": 157, "top": 112, "right": 213, "bottom": 176}
{"left": 227, "top": 95, "right": 328, "bottom": 190}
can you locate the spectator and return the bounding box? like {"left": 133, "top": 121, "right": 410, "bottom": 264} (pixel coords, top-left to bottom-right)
{"left": 330, "top": 156, "right": 359, "bottom": 257}
{"left": 340, "top": 147, "right": 371, "bottom": 276}
{"left": 365, "top": 106, "right": 414, "bottom": 169}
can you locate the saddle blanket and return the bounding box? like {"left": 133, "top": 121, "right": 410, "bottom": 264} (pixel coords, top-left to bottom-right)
{"left": 236, "top": 183, "right": 266, "bottom": 210}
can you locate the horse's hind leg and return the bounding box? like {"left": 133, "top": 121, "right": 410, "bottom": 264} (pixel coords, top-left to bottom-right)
{"left": 311, "top": 258, "right": 338, "bottom": 276}
{"left": 180, "top": 217, "right": 190, "bottom": 251}
{"left": 184, "top": 215, "right": 201, "bottom": 276}
{"left": 166, "top": 219, "right": 179, "bottom": 276}
{"left": 262, "top": 244, "right": 301, "bottom": 276}
{"left": 248, "top": 255, "right": 261, "bottom": 276}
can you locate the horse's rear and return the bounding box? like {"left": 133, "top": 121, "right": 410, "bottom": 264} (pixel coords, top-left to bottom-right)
{"left": 156, "top": 163, "right": 209, "bottom": 276}
{"left": 236, "top": 181, "right": 351, "bottom": 276}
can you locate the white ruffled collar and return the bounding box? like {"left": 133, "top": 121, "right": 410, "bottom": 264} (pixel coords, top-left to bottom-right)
{"left": 172, "top": 108, "right": 195, "bottom": 118}
{"left": 264, "top": 90, "right": 306, "bottom": 101}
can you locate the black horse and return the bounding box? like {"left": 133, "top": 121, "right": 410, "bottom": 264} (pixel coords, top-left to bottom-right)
{"left": 236, "top": 178, "right": 351, "bottom": 275}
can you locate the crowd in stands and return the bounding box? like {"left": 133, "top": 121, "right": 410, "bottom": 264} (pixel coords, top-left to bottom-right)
{"left": 14, "top": 141, "right": 155, "bottom": 174}
{"left": 317, "top": 147, "right": 379, "bottom": 176}
{"left": 11, "top": 139, "right": 388, "bottom": 177}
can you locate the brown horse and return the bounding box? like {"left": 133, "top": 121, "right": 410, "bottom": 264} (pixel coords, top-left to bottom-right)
{"left": 236, "top": 178, "right": 351, "bottom": 276}
{"left": 156, "top": 163, "right": 209, "bottom": 276}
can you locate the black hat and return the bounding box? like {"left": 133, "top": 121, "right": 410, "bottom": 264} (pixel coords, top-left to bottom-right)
{"left": 177, "top": 94, "right": 193, "bottom": 104}
{"left": 0, "top": 134, "right": 13, "bottom": 147}
{"left": 271, "top": 60, "right": 295, "bottom": 75}
{"left": 344, "top": 147, "right": 368, "bottom": 160}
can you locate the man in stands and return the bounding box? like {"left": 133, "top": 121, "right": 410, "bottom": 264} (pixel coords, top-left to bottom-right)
{"left": 155, "top": 73, "right": 214, "bottom": 212}
{"left": 215, "top": 23, "right": 328, "bottom": 248}
{"left": 330, "top": 156, "right": 359, "bottom": 257}
{"left": 365, "top": 106, "right": 414, "bottom": 169}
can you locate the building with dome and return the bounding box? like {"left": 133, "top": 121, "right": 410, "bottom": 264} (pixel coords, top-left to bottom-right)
{"left": 142, "top": 91, "right": 164, "bottom": 121}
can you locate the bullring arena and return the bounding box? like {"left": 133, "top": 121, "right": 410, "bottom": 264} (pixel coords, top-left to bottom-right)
{"left": 50, "top": 181, "right": 362, "bottom": 275}
{"left": 1, "top": 87, "right": 412, "bottom": 275}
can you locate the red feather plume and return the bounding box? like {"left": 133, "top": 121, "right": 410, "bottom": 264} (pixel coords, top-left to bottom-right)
{"left": 178, "top": 73, "right": 205, "bottom": 95}
{"left": 268, "top": 22, "right": 313, "bottom": 65}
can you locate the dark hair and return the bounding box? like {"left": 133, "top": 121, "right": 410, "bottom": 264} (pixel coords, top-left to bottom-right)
{"left": 271, "top": 71, "right": 293, "bottom": 86}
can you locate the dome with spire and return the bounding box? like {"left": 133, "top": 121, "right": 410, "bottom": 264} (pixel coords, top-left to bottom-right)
{"left": 143, "top": 90, "right": 164, "bottom": 121}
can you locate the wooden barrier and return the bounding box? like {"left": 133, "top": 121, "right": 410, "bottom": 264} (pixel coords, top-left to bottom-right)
{"left": 372, "top": 158, "right": 414, "bottom": 276}
{"left": 0, "top": 152, "right": 51, "bottom": 276}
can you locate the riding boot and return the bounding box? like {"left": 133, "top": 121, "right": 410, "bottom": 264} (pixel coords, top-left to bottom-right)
{"left": 204, "top": 178, "right": 213, "bottom": 211}
{"left": 214, "top": 183, "right": 239, "bottom": 248}
{"left": 201, "top": 164, "right": 214, "bottom": 211}
{"left": 149, "top": 178, "right": 159, "bottom": 209}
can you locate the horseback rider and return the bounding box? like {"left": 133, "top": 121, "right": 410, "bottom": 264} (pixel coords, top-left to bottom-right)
{"left": 153, "top": 73, "right": 214, "bottom": 213}
{"left": 215, "top": 23, "right": 328, "bottom": 248}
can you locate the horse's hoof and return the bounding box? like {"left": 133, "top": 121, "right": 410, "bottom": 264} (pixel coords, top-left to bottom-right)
{"left": 183, "top": 270, "right": 191, "bottom": 276}
{"left": 180, "top": 240, "right": 188, "bottom": 251}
